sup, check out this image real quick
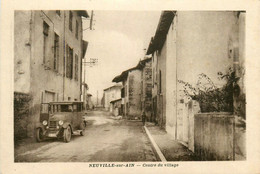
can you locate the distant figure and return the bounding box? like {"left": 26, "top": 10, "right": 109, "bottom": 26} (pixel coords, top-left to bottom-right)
{"left": 141, "top": 111, "right": 146, "bottom": 126}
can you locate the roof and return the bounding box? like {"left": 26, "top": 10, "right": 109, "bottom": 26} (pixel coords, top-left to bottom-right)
{"left": 112, "top": 66, "right": 139, "bottom": 83}
{"left": 110, "top": 98, "right": 122, "bottom": 103}
{"left": 77, "top": 10, "right": 89, "bottom": 18}
{"left": 103, "top": 84, "right": 122, "bottom": 91}
{"left": 136, "top": 58, "right": 152, "bottom": 69}
{"left": 112, "top": 58, "right": 151, "bottom": 83}
{"left": 146, "top": 11, "right": 176, "bottom": 55}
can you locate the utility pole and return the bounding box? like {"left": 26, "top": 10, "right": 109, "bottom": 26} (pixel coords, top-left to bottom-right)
{"left": 83, "top": 10, "right": 95, "bottom": 31}
{"left": 82, "top": 58, "right": 98, "bottom": 110}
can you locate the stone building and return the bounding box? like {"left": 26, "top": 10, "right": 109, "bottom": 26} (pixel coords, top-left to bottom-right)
{"left": 14, "top": 10, "right": 88, "bottom": 139}
{"left": 112, "top": 58, "right": 152, "bottom": 120}
{"left": 110, "top": 98, "right": 122, "bottom": 116}
{"left": 103, "top": 84, "right": 122, "bottom": 111}
{"left": 147, "top": 11, "right": 245, "bottom": 143}
{"left": 138, "top": 58, "right": 153, "bottom": 121}
{"left": 113, "top": 66, "right": 142, "bottom": 120}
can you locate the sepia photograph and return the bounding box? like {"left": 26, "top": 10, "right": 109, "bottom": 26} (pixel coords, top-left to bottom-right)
{"left": 13, "top": 10, "right": 246, "bottom": 162}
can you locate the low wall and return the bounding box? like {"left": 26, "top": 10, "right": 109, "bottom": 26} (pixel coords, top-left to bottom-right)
{"left": 194, "top": 113, "right": 235, "bottom": 160}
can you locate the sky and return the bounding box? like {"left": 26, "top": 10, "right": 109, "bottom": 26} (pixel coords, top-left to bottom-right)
{"left": 82, "top": 11, "right": 161, "bottom": 104}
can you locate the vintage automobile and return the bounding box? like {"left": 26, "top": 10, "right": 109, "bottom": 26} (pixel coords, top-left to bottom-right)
{"left": 36, "top": 101, "right": 86, "bottom": 143}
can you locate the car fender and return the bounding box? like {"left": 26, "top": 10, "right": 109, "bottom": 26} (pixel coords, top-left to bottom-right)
{"left": 35, "top": 123, "right": 44, "bottom": 130}
{"left": 62, "top": 122, "right": 71, "bottom": 129}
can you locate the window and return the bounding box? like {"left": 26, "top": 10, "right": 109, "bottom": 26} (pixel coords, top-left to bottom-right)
{"left": 56, "top": 10, "right": 61, "bottom": 16}
{"left": 54, "top": 33, "right": 59, "bottom": 71}
{"left": 74, "top": 54, "right": 78, "bottom": 81}
{"left": 73, "top": 104, "right": 78, "bottom": 111}
{"left": 66, "top": 45, "right": 73, "bottom": 79}
{"left": 121, "top": 88, "right": 125, "bottom": 98}
{"left": 75, "top": 20, "right": 79, "bottom": 39}
{"left": 60, "top": 105, "right": 73, "bottom": 112}
{"left": 43, "top": 21, "right": 49, "bottom": 64}
{"left": 145, "top": 68, "right": 152, "bottom": 80}
{"left": 69, "top": 11, "right": 73, "bottom": 31}
{"left": 44, "top": 91, "right": 55, "bottom": 103}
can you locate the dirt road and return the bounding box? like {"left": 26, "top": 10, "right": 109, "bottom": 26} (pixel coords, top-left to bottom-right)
{"left": 15, "top": 110, "right": 157, "bottom": 162}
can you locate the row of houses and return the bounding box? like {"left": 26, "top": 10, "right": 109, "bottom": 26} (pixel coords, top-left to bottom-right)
{"left": 146, "top": 11, "right": 245, "bottom": 142}
{"left": 107, "top": 11, "right": 246, "bottom": 160}
{"left": 102, "top": 58, "right": 152, "bottom": 119}
{"left": 110, "top": 58, "right": 152, "bottom": 120}
{"left": 14, "top": 10, "right": 89, "bottom": 139}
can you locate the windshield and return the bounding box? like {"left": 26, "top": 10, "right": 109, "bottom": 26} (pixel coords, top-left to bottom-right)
{"left": 60, "top": 105, "right": 73, "bottom": 112}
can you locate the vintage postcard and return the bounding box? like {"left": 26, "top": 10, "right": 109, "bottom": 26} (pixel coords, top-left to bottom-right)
{"left": 1, "top": 0, "right": 260, "bottom": 174}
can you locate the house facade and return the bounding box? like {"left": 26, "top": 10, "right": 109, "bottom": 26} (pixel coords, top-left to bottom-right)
{"left": 14, "top": 10, "right": 88, "bottom": 139}
{"left": 139, "top": 58, "right": 153, "bottom": 121}
{"left": 147, "top": 11, "right": 245, "bottom": 143}
{"left": 113, "top": 67, "right": 142, "bottom": 120}
{"left": 103, "top": 84, "right": 122, "bottom": 111}
{"left": 86, "top": 93, "right": 94, "bottom": 110}
{"left": 110, "top": 98, "right": 122, "bottom": 116}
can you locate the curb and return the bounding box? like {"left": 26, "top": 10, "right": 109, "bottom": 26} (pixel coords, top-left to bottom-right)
{"left": 144, "top": 126, "right": 167, "bottom": 162}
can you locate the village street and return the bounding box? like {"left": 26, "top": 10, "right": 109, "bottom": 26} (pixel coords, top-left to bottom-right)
{"left": 11, "top": 11, "right": 246, "bottom": 167}
{"left": 14, "top": 110, "right": 158, "bottom": 162}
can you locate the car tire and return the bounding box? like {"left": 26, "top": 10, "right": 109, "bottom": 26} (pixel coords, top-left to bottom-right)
{"left": 80, "top": 123, "right": 85, "bottom": 136}
{"left": 80, "top": 130, "right": 85, "bottom": 136}
{"left": 63, "top": 126, "right": 71, "bottom": 143}
{"left": 36, "top": 128, "right": 44, "bottom": 142}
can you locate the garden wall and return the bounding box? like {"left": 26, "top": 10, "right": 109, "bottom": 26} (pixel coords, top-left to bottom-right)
{"left": 194, "top": 113, "right": 235, "bottom": 160}
{"left": 14, "top": 92, "right": 31, "bottom": 142}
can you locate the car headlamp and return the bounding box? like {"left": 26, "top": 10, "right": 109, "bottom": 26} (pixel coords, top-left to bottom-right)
{"left": 58, "top": 120, "right": 64, "bottom": 125}
{"left": 42, "top": 120, "right": 48, "bottom": 126}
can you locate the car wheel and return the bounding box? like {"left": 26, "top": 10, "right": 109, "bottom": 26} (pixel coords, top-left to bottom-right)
{"left": 80, "top": 123, "right": 86, "bottom": 136}
{"left": 80, "top": 130, "right": 85, "bottom": 136}
{"left": 63, "top": 126, "right": 71, "bottom": 143}
{"left": 36, "top": 128, "right": 44, "bottom": 142}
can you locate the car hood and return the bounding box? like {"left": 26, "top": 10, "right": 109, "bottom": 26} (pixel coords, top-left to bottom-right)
{"left": 49, "top": 112, "right": 72, "bottom": 121}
